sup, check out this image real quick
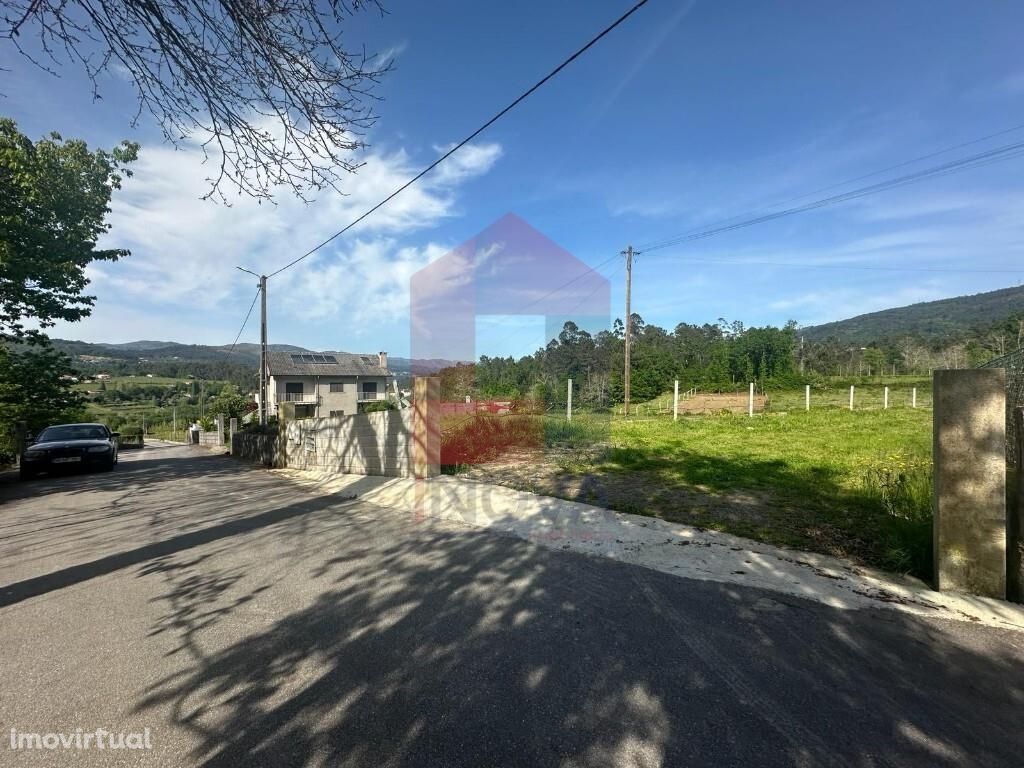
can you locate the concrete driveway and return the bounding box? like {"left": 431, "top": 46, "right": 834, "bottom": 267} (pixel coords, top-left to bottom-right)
{"left": 1, "top": 443, "right": 1022, "bottom": 766}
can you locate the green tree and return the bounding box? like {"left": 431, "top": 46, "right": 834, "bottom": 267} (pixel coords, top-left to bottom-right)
{"left": 208, "top": 385, "right": 252, "bottom": 422}
{"left": 0, "top": 346, "right": 84, "bottom": 452}
{"left": 0, "top": 117, "right": 138, "bottom": 343}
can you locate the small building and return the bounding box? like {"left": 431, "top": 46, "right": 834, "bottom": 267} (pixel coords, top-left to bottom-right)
{"left": 260, "top": 351, "right": 394, "bottom": 419}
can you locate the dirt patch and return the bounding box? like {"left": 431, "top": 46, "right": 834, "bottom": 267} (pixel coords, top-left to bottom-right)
{"left": 674, "top": 393, "right": 767, "bottom": 415}
{"left": 455, "top": 445, "right": 877, "bottom": 564}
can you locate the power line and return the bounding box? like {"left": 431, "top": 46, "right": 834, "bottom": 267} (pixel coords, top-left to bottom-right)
{"left": 496, "top": 261, "right": 625, "bottom": 361}
{"left": 674, "top": 258, "right": 1024, "bottom": 274}
{"left": 266, "top": 0, "right": 652, "bottom": 278}
{"left": 636, "top": 121, "right": 1024, "bottom": 253}
{"left": 638, "top": 137, "right": 1024, "bottom": 254}
{"left": 226, "top": 287, "right": 261, "bottom": 358}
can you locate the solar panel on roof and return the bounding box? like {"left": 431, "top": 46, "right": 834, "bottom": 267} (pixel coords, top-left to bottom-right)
{"left": 289, "top": 353, "right": 338, "bottom": 364}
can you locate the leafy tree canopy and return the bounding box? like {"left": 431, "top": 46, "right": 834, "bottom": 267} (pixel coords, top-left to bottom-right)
{"left": 0, "top": 118, "right": 138, "bottom": 343}
{"left": 2, "top": 0, "right": 390, "bottom": 201}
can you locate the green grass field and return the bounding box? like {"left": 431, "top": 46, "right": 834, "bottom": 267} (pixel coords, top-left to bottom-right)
{"left": 447, "top": 394, "right": 935, "bottom": 578}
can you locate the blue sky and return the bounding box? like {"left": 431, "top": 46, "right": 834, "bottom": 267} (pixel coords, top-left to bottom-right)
{"left": 5, "top": 1, "right": 1024, "bottom": 358}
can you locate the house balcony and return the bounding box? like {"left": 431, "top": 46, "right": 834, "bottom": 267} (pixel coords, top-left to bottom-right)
{"left": 357, "top": 390, "right": 387, "bottom": 402}
{"left": 275, "top": 392, "right": 319, "bottom": 404}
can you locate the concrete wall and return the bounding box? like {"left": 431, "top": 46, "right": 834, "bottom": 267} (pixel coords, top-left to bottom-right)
{"left": 284, "top": 408, "right": 413, "bottom": 477}
{"left": 933, "top": 369, "right": 1007, "bottom": 598}
{"left": 231, "top": 432, "right": 280, "bottom": 467}
{"left": 197, "top": 430, "right": 222, "bottom": 448}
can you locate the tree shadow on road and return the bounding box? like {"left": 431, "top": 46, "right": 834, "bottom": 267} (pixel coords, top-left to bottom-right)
{"left": 130, "top": 492, "right": 1024, "bottom": 768}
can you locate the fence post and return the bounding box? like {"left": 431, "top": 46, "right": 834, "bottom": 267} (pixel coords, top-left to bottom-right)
{"left": 884, "top": 386, "right": 889, "bottom": 410}
{"left": 673, "top": 380, "right": 679, "bottom": 422}
{"left": 933, "top": 369, "right": 1006, "bottom": 598}
{"left": 849, "top": 385, "right": 855, "bottom": 411}
{"left": 748, "top": 382, "right": 754, "bottom": 417}
{"left": 566, "top": 378, "right": 573, "bottom": 423}
{"left": 229, "top": 418, "right": 238, "bottom": 455}
{"left": 912, "top": 387, "right": 917, "bottom": 408}
{"left": 805, "top": 384, "right": 810, "bottom": 411}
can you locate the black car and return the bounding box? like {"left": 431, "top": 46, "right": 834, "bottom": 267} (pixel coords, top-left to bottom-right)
{"left": 20, "top": 423, "right": 119, "bottom": 480}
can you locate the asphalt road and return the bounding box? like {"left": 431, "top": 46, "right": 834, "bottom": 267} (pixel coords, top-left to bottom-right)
{"left": 1, "top": 443, "right": 1023, "bottom": 767}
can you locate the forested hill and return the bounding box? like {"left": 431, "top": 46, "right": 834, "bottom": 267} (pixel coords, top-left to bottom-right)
{"left": 45, "top": 339, "right": 453, "bottom": 379}
{"left": 800, "top": 285, "right": 1024, "bottom": 344}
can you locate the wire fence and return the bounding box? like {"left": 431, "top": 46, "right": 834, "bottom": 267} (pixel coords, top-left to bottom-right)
{"left": 979, "top": 348, "right": 1024, "bottom": 467}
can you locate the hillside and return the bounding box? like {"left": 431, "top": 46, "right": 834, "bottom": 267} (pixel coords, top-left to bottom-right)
{"left": 47, "top": 339, "right": 454, "bottom": 377}
{"left": 800, "top": 284, "right": 1024, "bottom": 344}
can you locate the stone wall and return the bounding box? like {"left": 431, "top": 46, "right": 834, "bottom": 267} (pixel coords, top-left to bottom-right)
{"left": 231, "top": 432, "right": 280, "bottom": 467}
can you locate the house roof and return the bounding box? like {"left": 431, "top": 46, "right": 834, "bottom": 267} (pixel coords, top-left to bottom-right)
{"left": 266, "top": 351, "right": 391, "bottom": 377}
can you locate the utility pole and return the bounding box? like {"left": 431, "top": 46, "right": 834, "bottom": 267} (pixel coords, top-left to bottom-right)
{"left": 622, "top": 245, "right": 635, "bottom": 417}
{"left": 237, "top": 266, "right": 269, "bottom": 425}
{"left": 259, "top": 275, "right": 268, "bottom": 425}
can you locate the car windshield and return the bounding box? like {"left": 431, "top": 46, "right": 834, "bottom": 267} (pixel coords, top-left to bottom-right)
{"left": 38, "top": 425, "right": 108, "bottom": 442}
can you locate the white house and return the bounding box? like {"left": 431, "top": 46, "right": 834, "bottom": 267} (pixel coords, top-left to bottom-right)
{"left": 259, "top": 351, "right": 394, "bottom": 420}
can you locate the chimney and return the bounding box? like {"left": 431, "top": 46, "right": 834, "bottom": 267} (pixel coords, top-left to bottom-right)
{"left": 378, "top": 351, "right": 388, "bottom": 370}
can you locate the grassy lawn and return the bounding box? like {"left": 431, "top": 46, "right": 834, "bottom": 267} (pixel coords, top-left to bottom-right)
{"left": 766, "top": 376, "right": 932, "bottom": 412}
{"left": 448, "top": 401, "right": 934, "bottom": 578}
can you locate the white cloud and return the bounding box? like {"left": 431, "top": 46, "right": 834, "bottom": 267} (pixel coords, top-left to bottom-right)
{"left": 277, "top": 239, "right": 449, "bottom": 328}
{"left": 90, "top": 136, "right": 502, "bottom": 318}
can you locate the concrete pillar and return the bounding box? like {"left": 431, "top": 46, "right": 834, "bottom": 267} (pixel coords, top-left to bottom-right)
{"left": 216, "top": 414, "right": 225, "bottom": 446}
{"left": 673, "top": 380, "right": 679, "bottom": 422}
{"left": 413, "top": 377, "right": 440, "bottom": 478}
{"left": 229, "top": 418, "right": 238, "bottom": 455}
{"left": 912, "top": 387, "right": 917, "bottom": 408}
{"left": 933, "top": 369, "right": 1007, "bottom": 598}
{"left": 884, "top": 386, "right": 889, "bottom": 410}
{"left": 748, "top": 382, "right": 754, "bottom": 417}
{"left": 849, "top": 385, "right": 855, "bottom": 411}
{"left": 566, "top": 378, "right": 573, "bottom": 423}
{"left": 805, "top": 385, "right": 810, "bottom": 411}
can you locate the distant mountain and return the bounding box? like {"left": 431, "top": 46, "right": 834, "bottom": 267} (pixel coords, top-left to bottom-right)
{"left": 103, "top": 340, "right": 183, "bottom": 350}
{"left": 800, "top": 284, "right": 1024, "bottom": 345}
{"left": 48, "top": 339, "right": 457, "bottom": 376}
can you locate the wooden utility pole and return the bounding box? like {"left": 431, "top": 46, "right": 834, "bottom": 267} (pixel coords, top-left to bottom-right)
{"left": 622, "top": 245, "right": 635, "bottom": 417}
{"left": 259, "top": 275, "right": 268, "bottom": 425}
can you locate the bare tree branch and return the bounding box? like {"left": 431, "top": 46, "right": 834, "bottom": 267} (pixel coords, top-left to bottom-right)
{"left": 1, "top": 0, "right": 392, "bottom": 201}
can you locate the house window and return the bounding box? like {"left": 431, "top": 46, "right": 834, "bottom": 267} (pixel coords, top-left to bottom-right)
{"left": 330, "top": 410, "right": 345, "bottom": 418}
{"left": 329, "top": 382, "right": 345, "bottom": 392}
{"left": 285, "top": 382, "right": 304, "bottom": 394}
{"left": 362, "top": 382, "right": 378, "bottom": 398}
